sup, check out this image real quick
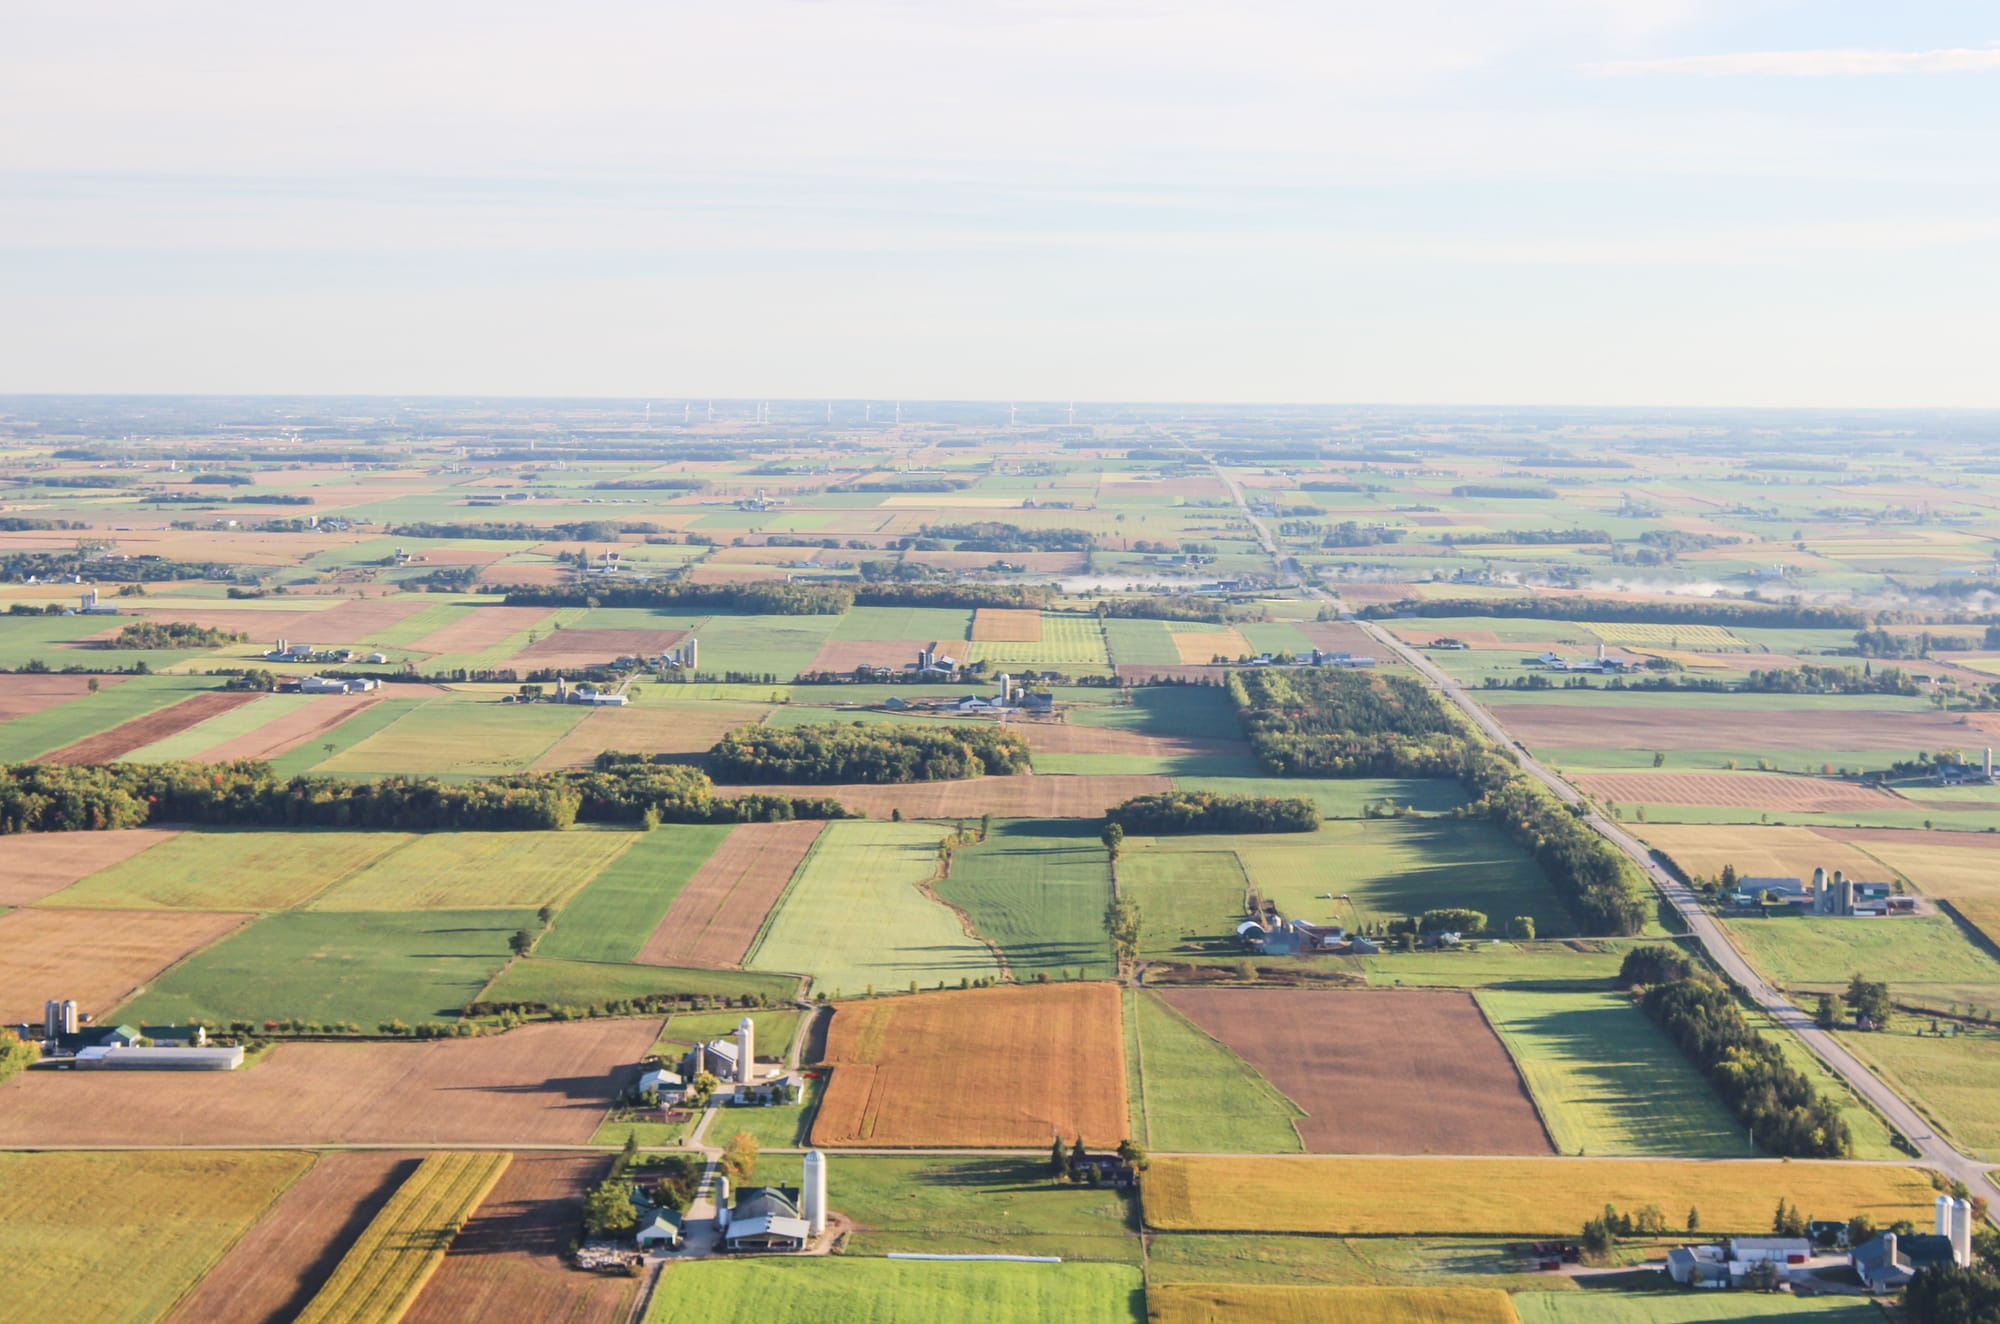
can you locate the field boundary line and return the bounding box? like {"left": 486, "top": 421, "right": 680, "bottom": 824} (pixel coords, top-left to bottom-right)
{"left": 1126, "top": 987, "right": 1152, "bottom": 1150}
{"left": 1468, "top": 991, "right": 1562, "bottom": 1157}
{"left": 1148, "top": 987, "right": 1308, "bottom": 1141}
{"left": 103, "top": 910, "right": 256, "bottom": 1023}
{"left": 308, "top": 697, "right": 428, "bottom": 773}
{"left": 153, "top": 1150, "right": 323, "bottom": 1324}
{"left": 914, "top": 846, "right": 1013, "bottom": 982}
{"left": 739, "top": 822, "right": 831, "bottom": 972}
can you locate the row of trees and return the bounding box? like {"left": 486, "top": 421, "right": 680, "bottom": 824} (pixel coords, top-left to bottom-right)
{"left": 920, "top": 521, "right": 1093, "bottom": 552}
{"left": 1361, "top": 596, "right": 1870, "bottom": 631}
{"left": 706, "top": 722, "right": 1029, "bottom": 785}
{"left": 498, "top": 578, "right": 1056, "bottom": 615}
{"left": 1104, "top": 790, "right": 1320, "bottom": 835}
{"left": 1619, "top": 946, "right": 1853, "bottom": 1158}
{"left": 0, "top": 759, "right": 851, "bottom": 835}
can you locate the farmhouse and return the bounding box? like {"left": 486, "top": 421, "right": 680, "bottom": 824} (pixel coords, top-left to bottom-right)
{"left": 552, "top": 676, "right": 628, "bottom": 705}
{"left": 633, "top": 1207, "right": 683, "bottom": 1250}
{"left": 1852, "top": 1196, "right": 1974, "bottom": 1293}
{"left": 1237, "top": 916, "right": 1346, "bottom": 955}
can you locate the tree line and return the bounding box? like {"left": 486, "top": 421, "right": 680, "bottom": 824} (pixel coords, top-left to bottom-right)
{"left": 1619, "top": 946, "right": 1852, "bottom": 1158}
{"left": 705, "top": 722, "right": 1031, "bottom": 784}
{"left": 1105, "top": 790, "right": 1319, "bottom": 835}
{"left": 920, "top": 521, "right": 1094, "bottom": 552}
{"left": 1360, "top": 596, "right": 1870, "bottom": 631}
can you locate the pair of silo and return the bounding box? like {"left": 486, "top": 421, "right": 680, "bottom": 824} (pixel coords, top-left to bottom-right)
{"left": 1936, "top": 1195, "right": 1974, "bottom": 1266}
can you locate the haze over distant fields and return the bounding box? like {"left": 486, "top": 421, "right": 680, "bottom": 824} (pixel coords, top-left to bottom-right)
{"left": 1, "top": 1, "right": 1996, "bottom": 405}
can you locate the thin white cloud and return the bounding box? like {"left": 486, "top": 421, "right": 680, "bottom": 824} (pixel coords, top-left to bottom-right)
{"left": 1587, "top": 45, "right": 2000, "bottom": 77}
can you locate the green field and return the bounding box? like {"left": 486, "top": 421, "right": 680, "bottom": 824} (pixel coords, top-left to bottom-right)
{"left": 479, "top": 957, "right": 799, "bottom": 1008}
{"left": 828, "top": 604, "right": 974, "bottom": 641}
{"left": 1360, "top": 941, "right": 1636, "bottom": 990}
{"left": 43, "top": 828, "right": 410, "bottom": 911}
{"left": 121, "top": 692, "right": 319, "bottom": 761}
{"left": 1065, "top": 686, "right": 1247, "bottom": 743}
{"left": 746, "top": 821, "right": 1002, "bottom": 995}
{"left": 535, "top": 824, "right": 730, "bottom": 962}
{"left": 315, "top": 696, "right": 587, "bottom": 775}
{"left": 653, "top": 1007, "right": 803, "bottom": 1060}
{"left": 119, "top": 908, "right": 536, "bottom": 1026}
{"left": 0, "top": 1150, "right": 313, "bottom": 1324}
{"left": 310, "top": 829, "right": 636, "bottom": 911}
{"left": 1724, "top": 913, "right": 2000, "bottom": 1005}
{"left": 1170, "top": 776, "right": 1472, "bottom": 818}
{"left": 263, "top": 695, "right": 429, "bottom": 777}
{"left": 966, "top": 613, "right": 1111, "bottom": 669}
{"left": 1101, "top": 617, "right": 1180, "bottom": 666}
{"left": 648, "top": 1256, "right": 1143, "bottom": 1324}
{"left": 1839, "top": 1024, "right": 2000, "bottom": 1159}
{"left": 1126, "top": 988, "right": 1304, "bottom": 1153}
{"left": 0, "top": 673, "right": 222, "bottom": 761}
{"left": 683, "top": 613, "right": 844, "bottom": 680}
{"left": 935, "top": 820, "right": 1115, "bottom": 979}
{"left": 1120, "top": 850, "right": 1249, "bottom": 959}
{"left": 1144, "top": 1233, "right": 1564, "bottom": 1292}
{"left": 1514, "top": 1291, "right": 1880, "bottom": 1322}
{"left": 1476, "top": 990, "right": 1747, "bottom": 1156}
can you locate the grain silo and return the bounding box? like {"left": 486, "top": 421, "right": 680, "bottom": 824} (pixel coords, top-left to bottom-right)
{"left": 60, "top": 1000, "right": 77, "bottom": 1035}
{"left": 736, "top": 1017, "right": 755, "bottom": 1084}
{"left": 803, "top": 1149, "right": 827, "bottom": 1235}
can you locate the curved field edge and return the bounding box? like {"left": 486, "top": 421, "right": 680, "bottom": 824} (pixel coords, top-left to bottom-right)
{"left": 293, "top": 1150, "right": 512, "bottom": 1324}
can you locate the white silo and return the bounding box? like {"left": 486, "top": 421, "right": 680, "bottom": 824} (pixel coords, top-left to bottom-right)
{"left": 1936, "top": 1194, "right": 1953, "bottom": 1238}
{"left": 1952, "top": 1198, "right": 1974, "bottom": 1266}
{"left": 60, "top": 1000, "right": 77, "bottom": 1035}
{"left": 803, "top": 1150, "right": 827, "bottom": 1235}
{"left": 736, "top": 1017, "right": 755, "bottom": 1084}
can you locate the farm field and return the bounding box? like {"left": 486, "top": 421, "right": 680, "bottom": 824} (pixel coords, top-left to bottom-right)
{"left": 1120, "top": 849, "right": 1249, "bottom": 958}
{"left": 1815, "top": 827, "right": 2000, "bottom": 899}
{"left": 746, "top": 820, "right": 1001, "bottom": 994}
{"left": 47, "top": 828, "right": 411, "bottom": 911}
{"left": 1141, "top": 1156, "right": 1938, "bottom": 1236}
{"left": 966, "top": 613, "right": 1111, "bottom": 669}
{"left": 812, "top": 982, "right": 1127, "bottom": 1148}
{"left": 1838, "top": 1025, "right": 2000, "bottom": 1159}
{"left": 802, "top": 1153, "right": 1139, "bottom": 1262}
{"left": 1148, "top": 1284, "right": 1520, "bottom": 1324}
{"left": 120, "top": 691, "right": 320, "bottom": 761}
{"left": 1723, "top": 913, "right": 2000, "bottom": 1004}
{"left": 636, "top": 820, "right": 825, "bottom": 968}
{"left": 167, "top": 1151, "right": 421, "bottom": 1324}
{"left": 194, "top": 691, "right": 387, "bottom": 763}
{"left": 42, "top": 687, "right": 263, "bottom": 763}
{"left": 719, "top": 772, "right": 1176, "bottom": 819}
{"left": 648, "top": 1258, "right": 1145, "bottom": 1324}
{"left": 0, "top": 825, "right": 177, "bottom": 905}
{"left": 1475, "top": 990, "right": 1744, "bottom": 1155}
{"left": 0, "top": 673, "right": 223, "bottom": 762}
{"left": 1023, "top": 720, "right": 1259, "bottom": 778}
{"left": 1358, "top": 940, "right": 1634, "bottom": 990}
{"left": 1142, "top": 1232, "right": 1562, "bottom": 1291}
{"left": 1632, "top": 823, "right": 1883, "bottom": 888}
{"left": 935, "top": 819, "right": 1115, "bottom": 979}
{"left": 0, "top": 670, "right": 130, "bottom": 721}
{"left": 0, "top": 1150, "right": 313, "bottom": 1324}
{"left": 310, "top": 830, "right": 635, "bottom": 911}
{"left": 1573, "top": 772, "right": 1905, "bottom": 814}
{"left": 119, "top": 907, "right": 534, "bottom": 1027}
{"left": 480, "top": 955, "right": 800, "bottom": 1007}
{"left": 1158, "top": 988, "right": 1552, "bottom": 1154}
{"left": 1496, "top": 699, "right": 1967, "bottom": 755}
{"left": 316, "top": 696, "right": 587, "bottom": 775}
{"left": 529, "top": 698, "right": 772, "bottom": 769}
{"left": 294, "top": 1150, "right": 513, "bottom": 1324}
{"left": 1512, "top": 1293, "right": 1880, "bottom": 1322}
{"left": 0, "top": 906, "right": 247, "bottom": 1023}
{"left": 264, "top": 695, "right": 431, "bottom": 777}
{"left": 1170, "top": 775, "right": 1471, "bottom": 817}
{"left": 536, "top": 823, "right": 731, "bottom": 962}
{"left": 971, "top": 607, "right": 1044, "bottom": 641}
{"left": 1125, "top": 988, "right": 1306, "bottom": 1153}
{"left": 0, "top": 1019, "right": 656, "bottom": 1146}
{"left": 404, "top": 1154, "right": 637, "bottom": 1324}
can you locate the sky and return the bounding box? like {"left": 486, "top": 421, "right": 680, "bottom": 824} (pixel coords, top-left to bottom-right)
{"left": 1, "top": 1, "right": 1996, "bottom": 406}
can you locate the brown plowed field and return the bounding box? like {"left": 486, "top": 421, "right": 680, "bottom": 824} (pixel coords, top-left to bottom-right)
{"left": 405, "top": 606, "right": 555, "bottom": 655}
{"left": 0, "top": 827, "right": 177, "bottom": 905}
{"left": 99, "top": 606, "right": 330, "bottom": 637}
{"left": 514, "top": 628, "right": 689, "bottom": 671}
{"left": 305, "top": 596, "right": 442, "bottom": 639}
{"left": 0, "top": 1019, "right": 657, "bottom": 1146}
{"left": 812, "top": 982, "right": 1127, "bottom": 1148}
{"left": 165, "top": 1152, "right": 421, "bottom": 1324}
{"left": 1502, "top": 703, "right": 1971, "bottom": 752}
{"left": 1297, "top": 622, "right": 1379, "bottom": 655}
{"left": 637, "top": 821, "right": 825, "bottom": 968}
{"left": 1023, "top": 723, "right": 1254, "bottom": 762}
{"left": 1158, "top": 988, "right": 1553, "bottom": 1155}
{"left": 717, "top": 773, "right": 1172, "bottom": 819}
{"left": 40, "top": 690, "right": 263, "bottom": 764}
{"left": 196, "top": 694, "right": 383, "bottom": 763}
{"left": 530, "top": 701, "right": 772, "bottom": 770}
{"left": 971, "top": 608, "right": 1043, "bottom": 642}
{"left": 0, "top": 907, "right": 247, "bottom": 1023}
{"left": 806, "top": 639, "right": 949, "bottom": 672}
{"left": 0, "top": 673, "right": 129, "bottom": 721}
{"left": 403, "top": 1154, "right": 637, "bottom": 1324}
{"left": 1574, "top": 772, "right": 1905, "bottom": 813}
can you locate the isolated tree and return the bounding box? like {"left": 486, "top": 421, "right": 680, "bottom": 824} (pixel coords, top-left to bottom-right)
{"left": 322, "top": 742, "right": 336, "bottom": 760}
{"left": 509, "top": 928, "right": 534, "bottom": 957}
{"left": 1050, "top": 1137, "right": 1068, "bottom": 1178}
{"left": 85, "top": 677, "right": 99, "bottom": 694}
{"left": 721, "top": 1131, "right": 759, "bottom": 1186}
{"left": 1100, "top": 821, "right": 1124, "bottom": 860}
{"left": 1105, "top": 897, "right": 1141, "bottom": 965}
{"left": 537, "top": 904, "right": 555, "bottom": 926}
{"left": 1847, "top": 974, "right": 1894, "bottom": 1030}
{"left": 1509, "top": 916, "right": 1536, "bottom": 941}
{"left": 582, "top": 1179, "right": 636, "bottom": 1237}
{"left": 1815, "top": 992, "right": 1844, "bottom": 1030}
{"left": 1687, "top": 1206, "right": 1701, "bottom": 1234}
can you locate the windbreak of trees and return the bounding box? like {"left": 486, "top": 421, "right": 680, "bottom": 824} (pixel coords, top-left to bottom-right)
{"left": 0, "top": 760, "right": 850, "bottom": 835}
{"left": 392, "top": 519, "right": 658, "bottom": 541}
{"left": 1619, "top": 946, "right": 1853, "bottom": 1159}
{"left": 107, "top": 621, "right": 245, "bottom": 650}
{"left": 1742, "top": 664, "right": 1919, "bottom": 695}
{"left": 921, "top": 522, "right": 1094, "bottom": 552}
{"left": 706, "top": 722, "right": 1031, "bottom": 785}
{"left": 500, "top": 580, "right": 854, "bottom": 614}
{"left": 1106, "top": 790, "right": 1320, "bottom": 835}
{"left": 1361, "top": 596, "right": 1870, "bottom": 631}
{"left": 1440, "top": 528, "right": 1609, "bottom": 546}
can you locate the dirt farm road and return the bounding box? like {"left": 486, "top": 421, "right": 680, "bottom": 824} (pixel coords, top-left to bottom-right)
{"left": 1194, "top": 440, "right": 1997, "bottom": 1200}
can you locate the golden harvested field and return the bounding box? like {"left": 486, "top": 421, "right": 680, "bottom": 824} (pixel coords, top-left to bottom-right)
{"left": 1945, "top": 898, "right": 2000, "bottom": 950}
{"left": 812, "top": 982, "right": 1128, "bottom": 1148}
{"left": 0, "top": 1019, "right": 657, "bottom": 1146}
{"left": 0, "top": 1150, "right": 313, "bottom": 1324}
{"left": 970, "top": 608, "right": 1043, "bottom": 642}
{"left": 1142, "top": 1157, "right": 1937, "bottom": 1236}
{"left": 167, "top": 1152, "right": 421, "bottom": 1324}
{"left": 1148, "top": 1284, "right": 1519, "bottom": 1324}
{"left": 1815, "top": 828, "right": 2000, "bottom": 899}
{"left": 0, "top": 906, "right": 247, "bottom": 1023}
{"left": 1580, "top": 622, "right": 1746, "bottom": 650}
{"left": 1574, "top": 772, "right": 1904, "bottom": 814}
{"left": 1172, "top": 628, "right": 1253, "bottom": 664}
{"left": 294, "top": 1151, "right": 513, "bottom": 1324}
{"left": 719, "top": 773, "right": 1173, "bottom": 819}
{"left": 530, "top": 700, "right": 773, "bottom": 770}
{"left": 309, "top": 830, "right": 636, "bottom": 910}
{"left": 1632, "top": 824, "right": 1882, "bottom": 886}
{"left": 0, "top": 826, "right": 177, "bottom": 905}
{"left": 638, "top": 820, "right": 824, "bottom": 968}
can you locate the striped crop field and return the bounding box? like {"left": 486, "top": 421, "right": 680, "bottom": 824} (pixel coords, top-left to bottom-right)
{"left": 1149, "top": 1284, "right": 1520, "bottom": 1324}
{"left": 293, "top": 1150, "right": 512, "bottom": 1324}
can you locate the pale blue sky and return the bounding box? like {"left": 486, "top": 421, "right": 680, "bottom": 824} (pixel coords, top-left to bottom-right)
{"left": 1, "top": 1, "right": 1995, "bottom": 404}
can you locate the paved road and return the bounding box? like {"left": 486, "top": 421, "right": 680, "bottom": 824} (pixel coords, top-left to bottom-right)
{"left": 1194, "top": 442, "right": 1993, "bottom": 1195}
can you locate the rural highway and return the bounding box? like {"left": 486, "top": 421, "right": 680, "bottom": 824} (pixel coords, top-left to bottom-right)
{"left": 1196, "top": 444, "right": 1995, "bottom": 1195}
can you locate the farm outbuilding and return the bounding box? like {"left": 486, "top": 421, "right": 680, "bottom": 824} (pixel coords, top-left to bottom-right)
{"left": 723, "top": 1186, "right": 810, "bottom": 1252}
{"left": 73, "top": 1045, "right": 245, "bottom": 1070}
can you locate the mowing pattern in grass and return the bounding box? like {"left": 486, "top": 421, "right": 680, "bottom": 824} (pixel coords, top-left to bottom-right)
{"left": 317, "top": 697, "right": 587, "bottom": 775}
{"left": 1357, "top": 941, "right": 1633, "bottom": 990}
{"left": 1150, "top": 1284, "right": 1520, "bottom": 1324}
{"left": 480, "top": 957, "right": 800, "bottom": 1008}
{"left": 1514, "top": 1291, "right": 1879, "bottom": 1322}
{"left": 120, "top": 908, "right": 537, "bottom": 1027}
{"left": 535, "top": 825, "right": 730, "bottom": 963}
{"left": 646, "top": 1257, "right": 1145, "bottom": 1324}
{"left": 1128, "top": 989, "right": 1304, "bottom": 1153}
{"left": 1120, "top": 849, "right": 1249, "bottom": 958}
{"left": 936, "top": 820, "right": 1114, "bottom": 979}
{"left": 965, "top": 614, "right": 1110, "bottom": 669}
{"left": 746, "top": 821, "right": 1001, "bottom": 996}
{"left": 1142, "top": 1156, "right": 1936, "bottom": 1236}
{"left": 294, "top": 1151, "right": 512, "bottom": 1324}
{"left": 46, "top": 829, "right": 412, "bottom": 912}
{"left": 312, "top": 831, "right": 636, "bottom": 911}
{"left": 0, "top": 1150, "right": 313, "bottom": 1324}
{"left": 1476, "top": 990, "right": 1746, "bottom": 1156}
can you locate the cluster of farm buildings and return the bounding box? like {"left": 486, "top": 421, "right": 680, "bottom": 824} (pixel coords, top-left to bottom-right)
{"left": 1664, "top": 1198, "right": 1975, "bottom": 1295}
{"left": 1729, "top": 866, "right": 1913, "bottom": 917}
{"left": 18, "top": 998, "right": 243, "bottom": 1071}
